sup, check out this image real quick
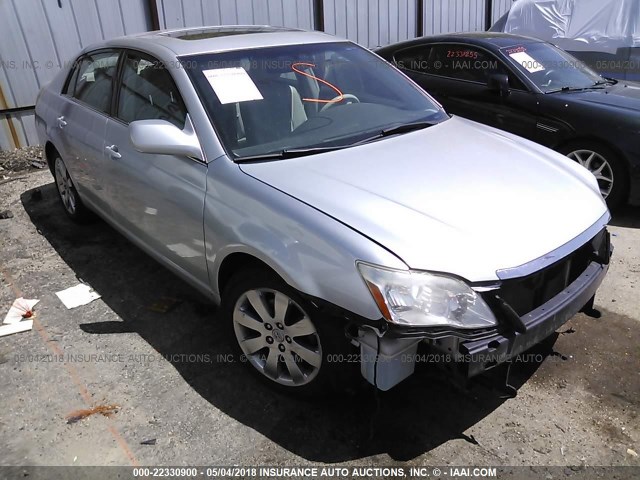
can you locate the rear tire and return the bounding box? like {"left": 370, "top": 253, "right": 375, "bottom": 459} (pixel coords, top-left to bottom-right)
{"left": 52, "top": 154, "right": 92, "bottom": 223}
{"left": 559, "top": 141, "right": 629, "bottom": 211}
{"left": 221, "top": 268, "right": 356, "bottom": 396}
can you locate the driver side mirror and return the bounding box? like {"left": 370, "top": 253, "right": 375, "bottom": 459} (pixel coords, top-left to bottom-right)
{"left": 487, "top": 73, "right": 510, "bottom": 97}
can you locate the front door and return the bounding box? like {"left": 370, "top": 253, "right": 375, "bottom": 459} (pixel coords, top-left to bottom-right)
{"left": 103, "top": 50, "right": 209, "bottom": 289}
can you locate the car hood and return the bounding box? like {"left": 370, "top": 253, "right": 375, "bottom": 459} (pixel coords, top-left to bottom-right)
{"left": 240, "top": 117, "right": 608, "bottom": 282}
{"left": 559, "top": 81, "right": 640, "bottom": 112}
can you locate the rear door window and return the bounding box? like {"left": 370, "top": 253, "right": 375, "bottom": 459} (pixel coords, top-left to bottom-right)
{"left": 71, "top": 51, "right": 120, "bottom": 114}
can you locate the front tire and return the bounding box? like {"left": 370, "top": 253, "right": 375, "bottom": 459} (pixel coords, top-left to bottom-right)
{"left": 221, "top": 269, "right": 354, "bottom": 395}
{"left": 53, "top": 155, "right": 91, "bottom": 222}
{"left": 560, "top": 142, "right": 628, "bottom": 211}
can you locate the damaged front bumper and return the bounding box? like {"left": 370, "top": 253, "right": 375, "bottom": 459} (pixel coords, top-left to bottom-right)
{"left": 355, "top": 228, "right": 611, "bottom": 390}
{"left": 458, "top": 258, "right": 608, "bottom": 378}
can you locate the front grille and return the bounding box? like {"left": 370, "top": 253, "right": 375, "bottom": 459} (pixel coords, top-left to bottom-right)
{"left": 488, "top": 229, "right": 609, "bottom": 317}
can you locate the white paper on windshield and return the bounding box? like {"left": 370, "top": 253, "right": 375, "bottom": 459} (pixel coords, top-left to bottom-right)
{"left": 203, "top": 67, "right": 263, "bottom": 104}
{"left": 509, "top": 51, "right": 546, "bottom": 73}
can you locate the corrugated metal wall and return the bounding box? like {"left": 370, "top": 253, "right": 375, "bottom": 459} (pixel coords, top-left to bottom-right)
{"left": 1, "top": 0, "right": 515, "bottom": 150}
{"left": 323, "top": 0, "right": 417, "bottom": 49}
{"left": 422, "top": 0, "right": 512, "bottom": 36}
{"left": 493, "top": 0, "right": 514, "bottom": 23}
{"left": 321, "top": 0, "right": 512, "bottom": 48}
{"left": 423, "top": 0, "right": 485, "bottom": 35}
{"left": 156, "top": 0, "right": 314, "bottom": 30}
{"left": 156, "top": 0, "right": 513, "bottom": 50}
{"left": 0, "top": 0, "right": 151, "bottom": 151}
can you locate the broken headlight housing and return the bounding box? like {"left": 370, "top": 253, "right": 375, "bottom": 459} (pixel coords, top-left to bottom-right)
{"left": 358, "top": 263, "right": 497, "bottom": 329}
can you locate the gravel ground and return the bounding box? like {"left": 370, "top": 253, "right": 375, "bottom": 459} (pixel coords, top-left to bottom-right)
{"left": 0, "top": 170, "right": 638, "bottom": 476}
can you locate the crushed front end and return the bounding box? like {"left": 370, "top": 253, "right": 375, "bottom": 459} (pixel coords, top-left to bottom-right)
{"left": 354, "top": 225, "right": 612, "bottom": 390}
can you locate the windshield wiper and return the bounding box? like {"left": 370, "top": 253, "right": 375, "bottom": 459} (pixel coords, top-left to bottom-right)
{"left": 595, "top": 77, "right": 618, "bottom": 86}
{"left": 547, "top": 85, "right": 606, "bottom": 94}
{"left": 234, "top": 121, "right": 436, "bottom": 163}
{"left": 355, "top": 121, "right": 435, "bottom": 145}
{"left": 234, "top": 145, "right": 349, "bottom": 163}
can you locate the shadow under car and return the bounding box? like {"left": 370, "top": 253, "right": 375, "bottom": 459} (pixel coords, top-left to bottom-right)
{"left": 20, "top": 182, "right": 554, "bottom": 462}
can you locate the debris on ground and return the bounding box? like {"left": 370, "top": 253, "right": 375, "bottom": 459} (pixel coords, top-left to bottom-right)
{"left": 628, "top": 448, "right": 638, "bottom": 457}
{"left": 65, "top": 404, "right": 119, "bottom": 424}
{"left": 3, "top": 298, "right": 40, "bottom": 324}
{"left": 55, "top": 284, "right": 101, "bottom": 309}
{"left": 140, "top": 439, "right": 157, "bottom": 445}
{"left": 0, "top": 320, "right": 33, "bottom": 338}
{"left": 0, "top": 210, "right": 13, "bottom": 219}
{"left": 30, "top": 160, "right": 46, "bottom": 169}
{"left": 147, "top": 296, "right": 181, "bottom": 313}
{"left": 0, "top": 146, "right": 44, "bottom": 173}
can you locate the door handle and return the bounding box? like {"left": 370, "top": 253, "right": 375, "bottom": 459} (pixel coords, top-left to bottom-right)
{"left": 57, "top": 116, "right": 67, "bottom": 128}
{"left": 105, "top": 145, "right": 122, "bottom": 159}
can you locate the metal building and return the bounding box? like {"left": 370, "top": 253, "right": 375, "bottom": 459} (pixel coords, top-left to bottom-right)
{"left": 0, "top": 0, "right": 513, "bottom": 150}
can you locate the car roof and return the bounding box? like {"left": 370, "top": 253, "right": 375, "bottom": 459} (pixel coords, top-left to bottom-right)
{"left": 377, "top": 32, "right": 544, "bottom": 54}
{"left": 98, "top": 25, "right": 341, "bottom": 58}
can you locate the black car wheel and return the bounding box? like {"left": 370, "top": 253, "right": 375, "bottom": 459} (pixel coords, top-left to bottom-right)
{"left": 560, "top": 142, "right": 628, "bottom": 210}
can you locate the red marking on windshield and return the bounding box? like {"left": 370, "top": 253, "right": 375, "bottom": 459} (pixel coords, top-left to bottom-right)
{"left": 447, "top": 49, "right": 479, "bottom": 59}
{"left": 291, "top": 62, "right": 344, "bottom": 104}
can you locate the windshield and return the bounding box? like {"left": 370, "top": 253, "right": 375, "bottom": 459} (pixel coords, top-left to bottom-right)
{"left": 184, "top": 42, "right": 448, "bottom": 159}
{"left": 501, "top": 42, "right": 605, "bottom": 93}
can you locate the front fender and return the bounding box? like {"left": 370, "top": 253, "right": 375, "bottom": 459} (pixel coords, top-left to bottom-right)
{"left": 204, "top": 158, "right": 407, "bottom": 321}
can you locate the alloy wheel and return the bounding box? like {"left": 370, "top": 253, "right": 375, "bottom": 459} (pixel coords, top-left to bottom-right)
{"left": 566, "top": 149, "right": 614, "bottom": 199}
{"left": 54, "top": 157, "right": 77, "bottom": 215}
{"left": 233, "top": 288, "right": 322, "bottom": 387}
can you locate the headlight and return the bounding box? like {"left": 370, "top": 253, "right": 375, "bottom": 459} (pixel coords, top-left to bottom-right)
{"left": 358, "top": 263, "right": 497, "bottom": 329}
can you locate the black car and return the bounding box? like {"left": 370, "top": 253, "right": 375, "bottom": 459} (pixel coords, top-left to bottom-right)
{"left": 376, "top": 32, "right": 640, "bottom": 209}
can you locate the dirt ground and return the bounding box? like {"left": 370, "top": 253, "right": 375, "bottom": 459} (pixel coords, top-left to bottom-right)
{"left": 0, "top": 169, "right": 638, "bottom": 472}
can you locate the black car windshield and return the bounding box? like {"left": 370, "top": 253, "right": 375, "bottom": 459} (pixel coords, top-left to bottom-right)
{"left": 183, "top": 42, "right": 448, "bottom": 159}
{"left": 501, "top": 42, "right": 604, "bottom": 93}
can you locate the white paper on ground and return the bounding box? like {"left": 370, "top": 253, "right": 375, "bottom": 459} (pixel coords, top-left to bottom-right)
{"left": 55, "top": 284, "right": 101, "bottom": 309}
{"left": 202, "top": 67, "right": 263, "bottom": 105}
{"left": 0, "top": 320, "right": 33, "bottom": 337}
{"left": 509, "top": 51, "right": 546, "bottom": 73}
{"left": 3, "top": 298, "right": 40, "bottom": 325}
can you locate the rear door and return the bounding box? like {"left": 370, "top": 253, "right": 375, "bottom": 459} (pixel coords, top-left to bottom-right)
{"left": 103, "top": 50, "right": 209, "bottom": 288}
{"left": 53, "top": 50, "right": 121, "bottom": 216}
{"left": 395, "top": 43, "right": 539, "bottom": 140}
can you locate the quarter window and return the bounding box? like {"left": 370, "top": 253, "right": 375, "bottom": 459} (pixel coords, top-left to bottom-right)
{"left": 62, "top": 61, "right": 80, "bottom": 96}
{"left": 71, "top": 51, "right": 120, "bottom": 114}
{"left": 117, "top": 53, "right": 187, "bottom": 129}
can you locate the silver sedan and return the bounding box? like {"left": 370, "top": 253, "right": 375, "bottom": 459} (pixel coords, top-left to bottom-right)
{"left": 36, "top": 26, "right": 611, "bottom": 393}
